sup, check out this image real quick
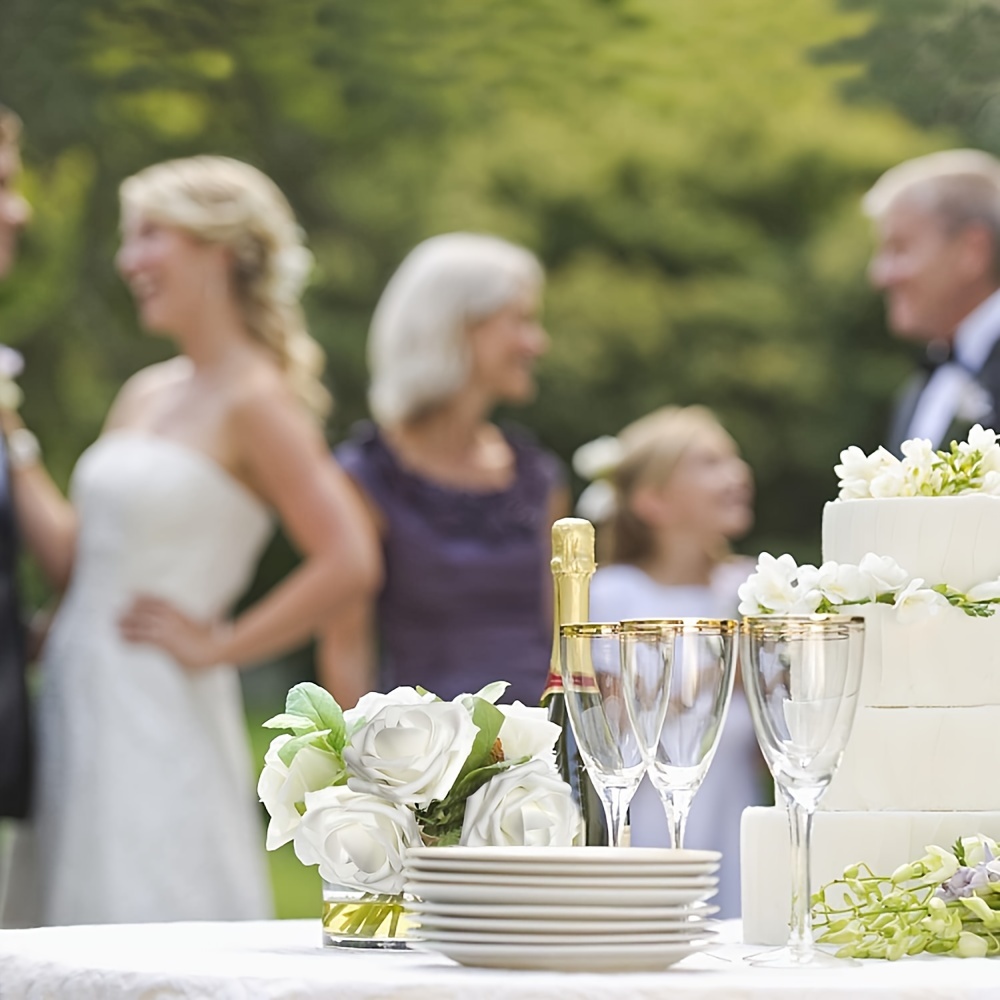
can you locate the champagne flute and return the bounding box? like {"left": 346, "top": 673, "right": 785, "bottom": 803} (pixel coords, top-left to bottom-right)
{"left": 620, "top": 619, "right": 737, "bottom": 849}
{"left": 559, "top": 623, "right": 646, "bottom": 846}
{"left": 741, "top": 614, "right": 865, "bottom": 968}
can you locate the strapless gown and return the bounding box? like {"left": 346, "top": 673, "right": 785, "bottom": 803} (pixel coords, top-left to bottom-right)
{"left": 3, "top": 432, "right": 274, "bottom": 925}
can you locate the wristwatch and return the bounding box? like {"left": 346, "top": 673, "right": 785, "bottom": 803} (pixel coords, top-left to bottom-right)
{"left": 6, "top": 426, "right": 40, "bottom": 469}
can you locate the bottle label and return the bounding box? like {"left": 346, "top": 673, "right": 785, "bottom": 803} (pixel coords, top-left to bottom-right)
{"left": 541, "top": 670, "right": 600, "bottom": 701}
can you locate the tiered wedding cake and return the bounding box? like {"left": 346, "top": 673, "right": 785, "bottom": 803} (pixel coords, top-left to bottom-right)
{"left": 741, "top": 430, "right": 1000, "bottom": 944}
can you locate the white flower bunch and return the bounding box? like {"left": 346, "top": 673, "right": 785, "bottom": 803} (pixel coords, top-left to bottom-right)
{"left": 737, "top": 551, "right": 1000, "bottom": 623}
{"left": 258, "top": 681, "right": 580, "bottom": 894}
{"left": 835, "top": 425, "right": 1000, "bottom": 500}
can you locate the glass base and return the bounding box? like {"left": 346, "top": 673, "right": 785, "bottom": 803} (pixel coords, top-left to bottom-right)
{"left": 744, "top": 944, "right": 858, "bottom": 969}
{"left": 321, "top": 880, "right": 414, "bottom": 950}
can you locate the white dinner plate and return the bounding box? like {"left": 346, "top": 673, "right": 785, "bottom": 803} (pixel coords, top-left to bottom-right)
{"left": 408, "top": 900, "right": 719, "bottom": 921}
{"left": 412, "top": 912, "right": 719, "bottom": 934}
{"left": 412, "top": 926, "right": 715, "bottom": 946}
{"left": 412, "top": 937, "right": 709, "bottom": 972}
{"left": 404, "top": 870, "right": 717, "bottom": 888}
{"left": 404, "top": 880, "right": 716, "bottom": 907}
{"left": 406, "top": 858, "right": 720, "bottom": 878}
{"left": 407, "top": 846, "right": 720, "bottom": 865}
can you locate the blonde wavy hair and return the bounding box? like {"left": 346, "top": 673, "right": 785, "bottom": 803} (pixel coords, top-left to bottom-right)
{"left": 600, "top": 406, "right": 740, "bottom": 566}
{"left": 120, "top": 156, "right": 330, "bottom": 418}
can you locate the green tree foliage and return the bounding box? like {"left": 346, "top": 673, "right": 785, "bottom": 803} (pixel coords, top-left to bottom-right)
{"left": 0, "top": 0, "right": 953, "bottom": 579}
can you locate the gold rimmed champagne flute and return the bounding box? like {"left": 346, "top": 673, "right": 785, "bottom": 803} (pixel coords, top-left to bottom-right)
{"left": 620, "top": 619, "right": 738, "bottom": 850}
{"left": 559, "top": 622, "right": 646, "bottom": 846}
{"left": 741, "top": 614, "right": 865, "bottom": 968}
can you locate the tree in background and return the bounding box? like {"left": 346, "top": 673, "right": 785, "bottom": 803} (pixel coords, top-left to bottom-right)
{"left": 0, "top": 0, "right": 956, "bottom": 591}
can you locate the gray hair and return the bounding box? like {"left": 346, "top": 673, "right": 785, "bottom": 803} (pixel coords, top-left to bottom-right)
{"left": 368, "top": 232, "right": 544, "bottom": 426}
{"left": 863, "top": 150, "right": 1000, "bottom": 261}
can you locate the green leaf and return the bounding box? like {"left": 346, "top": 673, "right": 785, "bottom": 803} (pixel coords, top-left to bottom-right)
{"left": 447, "top": 758, "right": 519, "bottom": 804}
{"left": 286, "top": 683, "right": 347, "bottom": 751}
{"left": 276, "top": 729, "right": 332, "bottom": 768}
{"left": 262, "top": 712, "right": 317, "bottom": 734}
{"left": 453, "top": 697, "right": 505, "bottom": 787}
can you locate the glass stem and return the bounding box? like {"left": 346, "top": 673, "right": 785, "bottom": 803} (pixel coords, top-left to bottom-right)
{"left": 658, "top": 787, "right": 694, "bottom": 850}
{"left": 786, "top": 797, "right": 815, "bottom": 959}
{"left": 601, "top": 788, "right": 630, "bottom": 848}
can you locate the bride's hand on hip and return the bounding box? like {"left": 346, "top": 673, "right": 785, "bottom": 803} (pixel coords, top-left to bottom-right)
{"left": 119, "top": 595, "right": 225, "bottom": 670}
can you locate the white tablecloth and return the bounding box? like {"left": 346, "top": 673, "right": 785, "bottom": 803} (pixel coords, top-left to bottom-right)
{"left": 1, "top": 918, "right": 999, "bottom": 999}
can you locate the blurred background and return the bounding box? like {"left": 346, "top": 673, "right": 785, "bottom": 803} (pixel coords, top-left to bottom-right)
{"left": 3, "top": 0, "right": 998, "bottom": 913}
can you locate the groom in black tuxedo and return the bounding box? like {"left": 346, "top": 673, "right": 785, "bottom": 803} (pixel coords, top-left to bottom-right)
{"left": 864, "top": 150, "right": 1000, "bottom": 455}
{"left": 0, "top": 104, "right": 33, "bottom": 820}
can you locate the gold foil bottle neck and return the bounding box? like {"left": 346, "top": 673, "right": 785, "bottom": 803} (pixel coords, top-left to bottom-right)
{"left": 550, "top": 517, "right": 596, "bottom": 577}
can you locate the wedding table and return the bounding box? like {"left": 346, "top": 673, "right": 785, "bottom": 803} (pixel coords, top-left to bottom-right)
{"left": 1, "top": 918, "right": 999, "bottom": 999}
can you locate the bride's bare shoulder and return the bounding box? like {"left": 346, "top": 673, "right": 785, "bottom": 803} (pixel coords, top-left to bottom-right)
{"left": 104, "top": 358, "right": 193, "bottom": 430}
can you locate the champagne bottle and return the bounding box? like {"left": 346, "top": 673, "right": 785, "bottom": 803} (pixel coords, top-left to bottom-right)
{"left": 540, "top": 517, "right": 608, "bottom": 846}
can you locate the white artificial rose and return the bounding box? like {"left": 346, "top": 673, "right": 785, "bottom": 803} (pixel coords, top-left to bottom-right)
{"left": 344, "top": 699, "right": 479, "bottom": 806}
{"left": 815, "top": 561, "right": 876, "bottom": 605}
{"left": 967, "top": 579, "right": 1000, "bottom": 602}
{"left": 460, "top": 759, "right": 581, "bottom": 848}
{"left": 344, "top": 686, "right": 435, "bottom": 734}
{"left": 257, "top": 735, "right": 346, "bottom": 850}
{"left": 737, "top": 552, "right": 800, "bottom": 614}
{"left": 893, "top": 579, "right": 949, "bottom": 625}
{"left": 496, "top": 702, "right": 561, "bottom": 761}
{"left": 858, "top": 553, "right": 910, "bottom": 594}
{"left": 451, "top": 681, "right": 509, "bottom": 714}
{"left": 293, "top": 786, "right": 421, "bottom": 894}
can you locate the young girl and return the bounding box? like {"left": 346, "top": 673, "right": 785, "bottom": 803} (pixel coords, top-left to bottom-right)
{"left": 580, "top": 405, "right": 764, "bottom": 918}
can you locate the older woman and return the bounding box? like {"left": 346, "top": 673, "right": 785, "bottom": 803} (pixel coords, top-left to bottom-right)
{"left": 321, "top": 233, "right": 567, "bottom": 707}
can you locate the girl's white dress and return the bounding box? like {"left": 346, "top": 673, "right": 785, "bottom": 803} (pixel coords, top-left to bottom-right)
{"left": 589, "top": 561, "right": 764, "bottom": 919}
{"left": 3, "top": 432, "right": 273, "bottom": 926}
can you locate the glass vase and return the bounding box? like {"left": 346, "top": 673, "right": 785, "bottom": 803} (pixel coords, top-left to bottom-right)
{"left": 321, "top": 880, "right": 414, "bottom": 949}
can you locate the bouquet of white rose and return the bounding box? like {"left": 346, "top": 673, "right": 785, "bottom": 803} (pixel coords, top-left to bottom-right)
{"left": 257, "top": 680, "right": 581, "bottom": 899}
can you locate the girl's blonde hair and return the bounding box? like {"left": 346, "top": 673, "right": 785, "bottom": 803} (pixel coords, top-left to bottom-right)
{"left": 120, "top": 156, "right": 330, "bottom": 418}
{"left": 605, "top": 405, "right": 737, "bottom": 565}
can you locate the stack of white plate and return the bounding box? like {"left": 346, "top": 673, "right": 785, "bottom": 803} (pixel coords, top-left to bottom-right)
{"left": 405, "top": 846, "right": 720, "bottom": 972}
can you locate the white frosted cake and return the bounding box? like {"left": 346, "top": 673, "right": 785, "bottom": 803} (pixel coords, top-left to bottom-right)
{"left": 741, "top": 459, "right": 1000, "bottom": 944}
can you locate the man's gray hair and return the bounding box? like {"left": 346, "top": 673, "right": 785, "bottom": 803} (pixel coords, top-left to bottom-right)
{"left": 863, "top": 149, "right": 1000, "bottom": 258}
{"left": 368, "top": 232, "right": 543, "bottom": 426}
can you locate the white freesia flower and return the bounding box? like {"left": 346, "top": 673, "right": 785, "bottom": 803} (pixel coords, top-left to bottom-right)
{"left": 496, "top": 702, "right": 561, "bottom": 761}
{"left": 900, "top": 437, "right": 942, "bottom": 493}
{"left": 960, "top": 835, "right": 1000, "bottom": 865}
{"left": 344, "top": 686, "right": 435, "bottom": 734}
{"left": 967, "top": 579, "right": 1000, "bottom": 602}
{"left": 816, "top": 561, "right": 876, "bottom": 605}
{"left": 893, "top": 579, "right": 949, "bottom": 625}
{"left": 982, "top": 471, "right": 1000, "bottom": 496}
{"left": 293, "top": 786, "right": 421, "bottom": 894}
{"left": 858, "top": 553, "right": 910, "bottom": 594}
{"left": 835, "top": 445, "right": 898, "bottom": 499}
{"left": 959, "top": 425, "right": 1000, "bottom": 473}
{"left": 460, "top": 758, "right": 581, "bottom": 848}
{"left": 344, "top": 699, "right": 478, "bottom": 806}
{"left": 869, "top": 462, "right": 911, "bottom": 498}
{"left": 737, "top": 552, "right": 800, "bottom": 614}
{"left": 572, "top": 435, "right": 624, "bottom": 480}
{"left": 257, "top": 735, "right": 346, "bottom": 850}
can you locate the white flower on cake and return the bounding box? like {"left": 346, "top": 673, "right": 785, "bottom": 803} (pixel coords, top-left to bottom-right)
{"left": 293, "top": 786, "right": 420, "bottom": 894}
{"left": 344, "top": 699, "right": 480, "bottom": 807}
{"left": 740, "top": 551, "right": 1000, "bottom": 620}
{"left": 835, "top": 425, "right": 1000, "bottom": 500}
{"left": 258, "top": 680, "right": 581, "bottom": 896}
{"left": 257, "top": 736, "right": 346, "bottom": 849}
{"left": 892, "top": 579, "right": 949, "bottom": 625}
{"left": 460, "top": 758, "right": 581, "bottom": 848}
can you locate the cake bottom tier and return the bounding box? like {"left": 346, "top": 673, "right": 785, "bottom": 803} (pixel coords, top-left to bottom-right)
{"left": 741, "top": 806, "right": 1000, "bottom": 945}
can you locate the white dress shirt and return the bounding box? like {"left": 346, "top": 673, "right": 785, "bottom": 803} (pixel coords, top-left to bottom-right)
{"left": 906, "top": 288, "right": 1000, "bottom": 447}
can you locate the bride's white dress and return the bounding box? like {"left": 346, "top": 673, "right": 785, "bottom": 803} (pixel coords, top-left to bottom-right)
{"left": 4, "top": 432, "right": 274, "bottom": 926}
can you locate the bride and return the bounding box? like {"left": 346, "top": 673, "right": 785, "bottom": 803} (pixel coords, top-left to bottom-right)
{"left": 0, "top": 156, "right": 379, "bottom": 926}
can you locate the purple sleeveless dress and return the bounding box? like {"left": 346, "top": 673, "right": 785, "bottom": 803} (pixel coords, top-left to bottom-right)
{"left": 336, "top": 422, "right": 561, "bottom": 705}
